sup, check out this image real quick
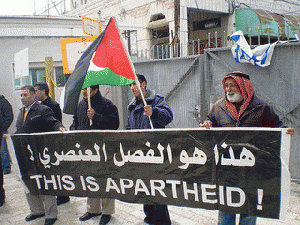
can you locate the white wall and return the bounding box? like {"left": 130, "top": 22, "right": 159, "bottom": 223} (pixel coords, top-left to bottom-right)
{"left": 0, "top": 16, "right": 86, "bottom": 132}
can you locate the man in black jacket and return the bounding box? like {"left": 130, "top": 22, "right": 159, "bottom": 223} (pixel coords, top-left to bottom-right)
{"left": 0, "top": 94, "right": 13, "bottom": 206}
{"left": 34, "top": 82, "right": 62, "bottom": 122}
{"left": 34, "top": 82, "right": 69, "bottom": 206}
{"left": 16, "top": 85, "right": 65, "bottom": 225}
{"left": 71, "top": 85, "right": 119, "bottom": 225}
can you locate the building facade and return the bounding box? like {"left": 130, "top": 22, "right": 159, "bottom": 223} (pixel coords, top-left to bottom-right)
{"left": 66, "top": 0, "right": 235, "bottom": 58}
{"left": 66, "top": 0, "right": 300, "bottom": 59}
{"left": 0, "top": 16, "right": 86, "bottom": 131}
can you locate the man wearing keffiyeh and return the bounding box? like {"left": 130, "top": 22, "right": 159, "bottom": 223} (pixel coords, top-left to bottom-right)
{"left": 200, "top": 71, "right": 294, "bottom": 225}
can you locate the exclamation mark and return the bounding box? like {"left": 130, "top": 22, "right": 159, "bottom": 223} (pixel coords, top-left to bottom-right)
{"left": 257, "top": 189, "right": 263, "bottom": 210}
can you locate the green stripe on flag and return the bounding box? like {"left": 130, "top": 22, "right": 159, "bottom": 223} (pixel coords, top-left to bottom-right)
{"left": 82, "top": 67, "right": 135, "bottom": 89}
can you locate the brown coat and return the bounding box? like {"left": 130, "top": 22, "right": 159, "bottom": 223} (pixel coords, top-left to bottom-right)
{"left": 208, "top": 94, "right": 283, "bottom": 128}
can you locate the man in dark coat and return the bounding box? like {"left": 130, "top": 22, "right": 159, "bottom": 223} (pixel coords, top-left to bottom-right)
{"left": 200, "top": 71, "right": 294, "bottom": 225}
{"left": 71, "top": 85, "right": 119, "bottom": 225}
{"left": 34, "top": 82, "right": 69, "bottom": 205}
{"left": 127, "top": 74, "right": 173, "bottom": 225}
{"left": 16, "top": 85, "right": 65, "bottom": 225}
{"left": 34, "top": 82, "right": 62, "bottom": 122}
{"left": 0, "top": 94, "right": 13, "bottom": 206}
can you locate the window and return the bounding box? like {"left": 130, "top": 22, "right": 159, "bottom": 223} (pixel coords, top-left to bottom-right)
{"left": 122, "top": 30, "right": 137, "bottom": 57}
{"left": 55, "top": 67, "right": 70, "bottom": 87}
{"left": 14, "top": 66, "right": 69, "bottom": 90}
{"left": 193, "top": 18, "right": 221, "bottom": 31}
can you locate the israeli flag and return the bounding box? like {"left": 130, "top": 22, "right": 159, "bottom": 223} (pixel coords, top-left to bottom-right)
{"left": 230, "top": 30, "right": 277, "bottom": 67}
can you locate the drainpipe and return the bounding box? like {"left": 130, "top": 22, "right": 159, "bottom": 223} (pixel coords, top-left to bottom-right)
{"left": 179, "top": 0, "right": 188, "bottom": 57}
{"left": 174, "top": 0, "right": 180, "bottom": 57}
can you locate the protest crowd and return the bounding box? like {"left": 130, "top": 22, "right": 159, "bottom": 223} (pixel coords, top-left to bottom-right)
{"left": 0, "top": 68, "right": 299, "bottom": 225}
{"left": 0, "top": 11, "right": 298, "bottom": 225}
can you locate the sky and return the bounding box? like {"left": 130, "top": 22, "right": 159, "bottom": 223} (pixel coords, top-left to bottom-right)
{"left": 0, "top": 0, "right": 70, "bottom": 16}
{"left": 0, "top": 0, "right": 35, "bottom": 16}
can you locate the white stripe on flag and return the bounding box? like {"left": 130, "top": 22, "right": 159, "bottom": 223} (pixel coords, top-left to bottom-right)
{"left": 230, "top": 30, "right": 277, "bottom": 67}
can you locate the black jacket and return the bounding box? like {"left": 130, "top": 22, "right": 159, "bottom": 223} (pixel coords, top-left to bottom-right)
{"left": 0, "top": 95, "right": 13, "bottom": 133}
{"left": 16, "top": 102, "right": 63, "bottom": 134}
{"left": 70, "top": 91, "right": 119, "bottom": 130}
{"left": 41, "top": 97, "right": 62, "bottom": 122}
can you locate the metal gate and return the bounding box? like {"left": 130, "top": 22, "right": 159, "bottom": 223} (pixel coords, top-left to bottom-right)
{"left": 129, "top": 42, "right": 300, "bottom": 180}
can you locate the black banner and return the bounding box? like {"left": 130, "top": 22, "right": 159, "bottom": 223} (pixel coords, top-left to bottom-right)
{"left": 10, "top": 128, "right": 291, "bottom": 219}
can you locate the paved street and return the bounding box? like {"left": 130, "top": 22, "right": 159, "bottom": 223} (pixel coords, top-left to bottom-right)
{"left": 0, "top": 170, "right": 299, "bottom": 225}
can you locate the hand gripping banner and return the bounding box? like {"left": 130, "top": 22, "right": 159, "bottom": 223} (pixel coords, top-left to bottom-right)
{"left": 10, "top": 127, "right": 291, "bottom": 219}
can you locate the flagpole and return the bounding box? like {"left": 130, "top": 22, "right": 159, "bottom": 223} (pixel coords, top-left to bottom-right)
{"left": 113, "top": 17, "right": 154, "bottom": 129}
{"left": 135, "top": 77, "right": 154, "bottom": 129}
{"left": 87, "top": 87, "right": 92, "bottom": 126}
{"left": 133, "top": 73, "right": 154, "bottom": 129}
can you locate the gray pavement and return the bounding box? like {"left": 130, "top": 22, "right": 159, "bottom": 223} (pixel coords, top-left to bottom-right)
{"left": 0, "top": 171, "right": 299, "bottom": 225}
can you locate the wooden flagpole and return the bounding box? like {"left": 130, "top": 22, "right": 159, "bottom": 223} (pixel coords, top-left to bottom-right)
{"left": 87, "top": 87, "right": 92, "bottom": 126}
{"left": 134, "top": 78, "right": 154, "bottom": 129}
{"left": 113, "top": 17, "right": 154, "bottom": 129}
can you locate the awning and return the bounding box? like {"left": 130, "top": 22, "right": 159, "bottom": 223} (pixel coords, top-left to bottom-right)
{"left": 236, "top": 8, "right": 300, "bottom": 39}
{"left": 147, "top": 18, "right": 168, "bottom": 29}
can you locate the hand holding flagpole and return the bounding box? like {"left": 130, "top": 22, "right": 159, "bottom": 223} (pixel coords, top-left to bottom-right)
{"left": 135, "top": 77, "right": 154, "bottom": 129}
{"left": 87, "top": 87, "right": 93, "bottom": 126}
{"left": 113, "top": 17, "right": 154, "bottom": 129}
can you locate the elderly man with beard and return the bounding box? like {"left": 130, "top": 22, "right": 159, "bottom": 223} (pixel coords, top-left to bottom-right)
{"left": 200, "top": 71, "right": 294, "bottom": 225}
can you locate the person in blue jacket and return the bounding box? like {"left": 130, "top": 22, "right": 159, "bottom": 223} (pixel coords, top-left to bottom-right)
{"left": 127, "top": 74, "right": 173, "bottom": 225}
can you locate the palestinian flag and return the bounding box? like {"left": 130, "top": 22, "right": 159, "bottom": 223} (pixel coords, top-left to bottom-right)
{"left": 62, "top": 17, "right": 135, "bottom": 114}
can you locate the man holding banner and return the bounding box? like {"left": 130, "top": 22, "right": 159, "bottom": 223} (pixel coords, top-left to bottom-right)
{"left": 16, "top": 85, "right": 65, "bottom": 225}
{"left": 34, "top": 82, "right": 70, "bottom": 206}
{"left": 70, "top": 85, "right": 119, "bottom": 225}
{"left": 200, "top": 71, "right": 294, "bottom": 225}
{"left": 127, "top": 74, "right": 173, "bottom": 225}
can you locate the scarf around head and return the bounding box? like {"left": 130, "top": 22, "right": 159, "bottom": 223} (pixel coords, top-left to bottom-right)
{"left": 222, "top": 72, "right": 254, "bottom": 121}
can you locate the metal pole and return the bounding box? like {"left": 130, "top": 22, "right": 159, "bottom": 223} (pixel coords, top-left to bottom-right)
{"left": 64, "top": 0, "right": 67, "bottom": 14}
{"left": 258, "top": 27, "right": 261, "bottom": 45}
{"left": 249, "top": 28, "right": 252, "bottom": 45}
{"left": 152, "top": 46, "right": 155, "bottom": 59}
{"left": 47, "top": 0, "right": 50, "bottom": 16}
{"left": 181, "top": 43, "right": 183, "bottom": 57}
{"left": 215, "top": 31, "right": 218, "bottom": 48}
{"left": 278, "top": 24, "right": 280, "bottom": 41}
{"left": 298, "top": 23, "right": 300, "bottom": 40}
{"left": 192, "top": 40, "right": 195, "bottom": 55}
{"left": 34, "top": 0, "right": 36, "bottom": 15}
{"left": 223, "top": 30, "right": 226, "bottom": 47}
{"left": 268, "top": 26, "right": 270, "bottom": 44}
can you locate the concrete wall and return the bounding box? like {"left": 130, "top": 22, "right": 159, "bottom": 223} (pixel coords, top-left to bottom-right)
{"left": 130, "top": 42, "right": 300, "bottom": 180}
{"left": 186, "top": 0, "right": 231, "bottom": 13}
